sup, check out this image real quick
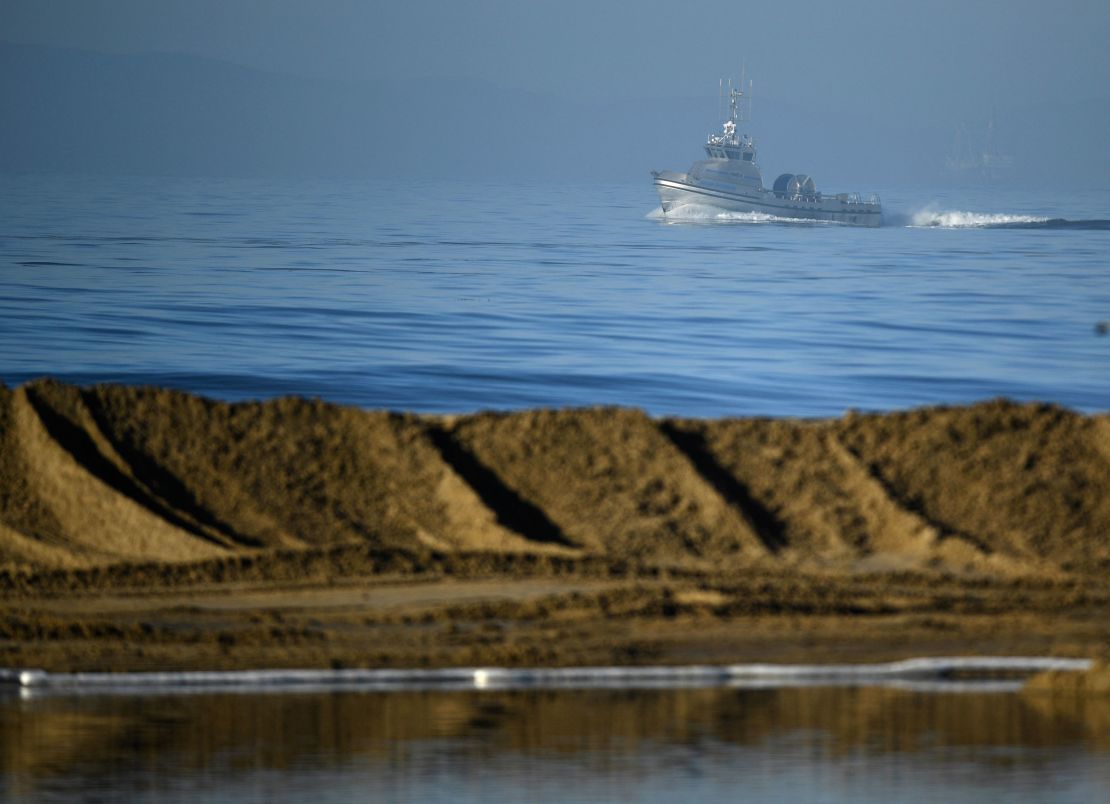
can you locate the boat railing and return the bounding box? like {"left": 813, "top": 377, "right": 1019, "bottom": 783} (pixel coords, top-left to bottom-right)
{"left": 835, "top": 192, "right": 881, "bottom": 207}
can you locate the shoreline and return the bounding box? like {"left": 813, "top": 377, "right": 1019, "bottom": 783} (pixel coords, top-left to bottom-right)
{"left": 4, "top": 562, "right": 1106, "bottom": 674}
{"left": 2, "top": 381, "right": 1108, "bottom": 677}
{"left": 7, "top": 656, "right": 1094, "bottom": 696}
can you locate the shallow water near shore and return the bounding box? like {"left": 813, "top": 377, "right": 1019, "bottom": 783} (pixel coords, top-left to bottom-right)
{"left": 1, "top": 175, "right": 1108, "bottom": 417}
{"left": 2, "top": 685, "right": 1108, "bottom": 802}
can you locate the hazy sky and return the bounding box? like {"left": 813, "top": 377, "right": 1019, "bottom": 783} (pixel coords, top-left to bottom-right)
{"left": 5, "top": 0, "right": 1109, "bottom": 115}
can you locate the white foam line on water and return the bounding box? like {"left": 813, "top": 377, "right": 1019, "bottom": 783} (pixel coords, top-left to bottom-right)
{"left": 10, "top": 677, "right": 1031, "bottom": 700}
{"left": 3, "top": 657, "right": 1091, "bottom": 696}
{"left": 648, "top": 204, "right": 839, "bottom": 225}
{"left": 908, "top": 209, "right": 1051, "bottom": 228}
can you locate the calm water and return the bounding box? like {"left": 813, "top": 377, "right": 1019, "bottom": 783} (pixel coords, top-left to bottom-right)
{"left": 2, "top": 685, "right": 1108, "bottom": 802}
{"left": 3, "top": 176, "right": 1110, "bottom": 800}
{"left": 1, "top": 174, "right": 1108, "bottom": 416}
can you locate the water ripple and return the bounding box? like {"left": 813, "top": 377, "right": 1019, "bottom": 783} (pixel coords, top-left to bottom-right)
{"left": 2, "top": 177, "right": 1108, "bottom": 416}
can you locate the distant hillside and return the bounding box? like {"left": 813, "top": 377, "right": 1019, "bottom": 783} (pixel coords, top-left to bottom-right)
{"left": 2, "top": 41, "right": 1108, "bottom": 187}
{"left": 0, "top": 41, "right": 683, "bottom": 181}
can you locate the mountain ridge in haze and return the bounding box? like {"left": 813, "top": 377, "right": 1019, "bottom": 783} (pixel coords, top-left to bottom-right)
{"left": 2, "top": 41, "right": 1107, "bottom": 188}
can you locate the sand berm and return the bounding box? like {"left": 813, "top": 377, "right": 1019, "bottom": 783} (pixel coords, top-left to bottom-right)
{"left": 1, "top": 379, "right": 1108, "bottom": 674}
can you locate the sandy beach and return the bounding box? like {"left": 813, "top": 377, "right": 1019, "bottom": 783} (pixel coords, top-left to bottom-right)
{"left": 1, "top": 380, "right": 1108, "bottom": 674}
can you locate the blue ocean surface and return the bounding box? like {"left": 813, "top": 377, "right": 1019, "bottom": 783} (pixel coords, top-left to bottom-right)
{"left": 1, "top": 173, "right": 1108, "bottom": 416}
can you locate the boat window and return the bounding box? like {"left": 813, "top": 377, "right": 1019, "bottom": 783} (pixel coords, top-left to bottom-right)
{"left": 742, "top": 152, "right": 753, "bottom": 161}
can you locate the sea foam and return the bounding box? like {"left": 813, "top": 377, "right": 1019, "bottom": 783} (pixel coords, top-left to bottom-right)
{"left": 649, "top": 203, "right": 832, "bottom": 225}
{"left": 6, "top": 657, "right": 1092, "bottom": 696}
{"left": 910, "top": 209, "right": 1051, "bottom": 228}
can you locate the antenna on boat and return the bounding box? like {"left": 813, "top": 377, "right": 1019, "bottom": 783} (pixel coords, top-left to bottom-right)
{"left": 736, "top": 61, "right": 751, "bottom": 124}
{"left": 719, "top": 78, "right": 723, "bottom": 122}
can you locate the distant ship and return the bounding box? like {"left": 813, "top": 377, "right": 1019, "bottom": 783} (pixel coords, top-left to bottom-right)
{"left": 652, "top": 80, "right": 882, "bottom": 226}
{"left": 945, "top": 113, "right": 1013, "bottom": 184}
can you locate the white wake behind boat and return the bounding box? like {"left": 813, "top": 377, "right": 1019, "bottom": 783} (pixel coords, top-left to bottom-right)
{"left": 653, "top": 80, "right": 882, "bottom": 226}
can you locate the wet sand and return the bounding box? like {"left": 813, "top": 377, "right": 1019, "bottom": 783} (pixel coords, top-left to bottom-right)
{"left": 1, "top": 380, "right": 1107, "bottom": 672}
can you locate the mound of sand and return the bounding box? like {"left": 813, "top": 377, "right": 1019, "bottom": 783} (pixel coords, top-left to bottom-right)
{"left": 1, "top": 380, "right": 1108, "bottom": 575}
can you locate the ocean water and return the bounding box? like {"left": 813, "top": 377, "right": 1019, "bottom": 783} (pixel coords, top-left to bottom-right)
{"left": 3, "top": 175, "right": 1110, "bottom": 802}
{"left": 1, "top": 174, "right": 1108, "bottom": 417}
{"left": 2, "top": 685, "right": 1108, "bottom": 803}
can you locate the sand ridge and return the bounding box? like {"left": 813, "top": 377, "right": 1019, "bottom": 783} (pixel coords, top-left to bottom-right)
{"left": 2, "top": 380, "right": 1109, "bottom": 673}
{"left": 1, "top": 380, "right": 1108, "bottom": 575}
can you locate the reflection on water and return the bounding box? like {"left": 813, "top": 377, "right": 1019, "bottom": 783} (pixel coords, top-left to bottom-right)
{"left": 1, "top": 686, "right": 1107, "bottom": 802}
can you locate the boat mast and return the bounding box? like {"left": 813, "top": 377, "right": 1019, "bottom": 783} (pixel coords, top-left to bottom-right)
{"left": 739, "top": 62, "right": 745, "bottom": 122}
{"left": 705, "top": 66, "right": 756, "bottom": 160}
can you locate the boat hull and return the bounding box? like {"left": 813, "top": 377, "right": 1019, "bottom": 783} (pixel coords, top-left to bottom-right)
{"left": 654, "top": 174, "right": 882, "bottom": 227}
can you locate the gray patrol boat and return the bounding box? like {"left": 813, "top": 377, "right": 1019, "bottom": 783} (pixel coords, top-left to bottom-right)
{"left": 653, "top": 80, "right": 882, "bottom": 226}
